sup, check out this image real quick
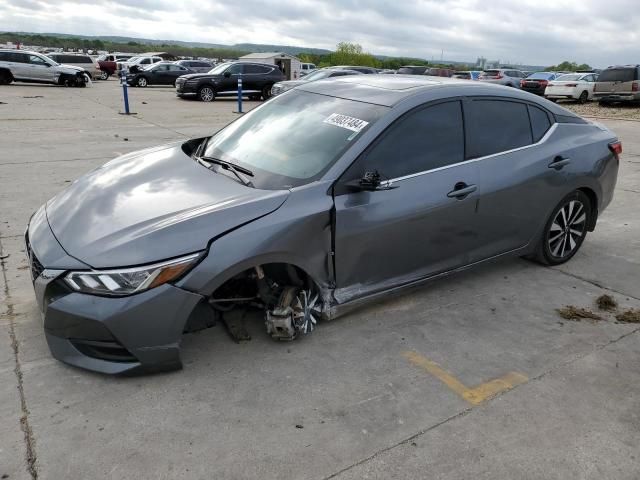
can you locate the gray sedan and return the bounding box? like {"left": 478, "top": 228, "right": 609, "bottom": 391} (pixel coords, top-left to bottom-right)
{"left": 26, "top": 76, "right": 620, "bottom": 374}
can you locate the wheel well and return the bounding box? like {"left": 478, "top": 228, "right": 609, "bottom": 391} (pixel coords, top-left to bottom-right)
{"left": 578, "top": 187, "right": 598, "bottom": 231}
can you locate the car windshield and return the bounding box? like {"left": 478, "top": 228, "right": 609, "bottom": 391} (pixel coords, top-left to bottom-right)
{"left": 482, "top": 70, "right": 500, "bottom": 76}
{"left": 127, "top": 56, "right": 141, "bottom": 63}
{"left": 302, "top": 69, "right": 332, "bottom": 81}
{"left": 556, "top": 74, "right": 582, "bottom": 81}
{"left": 207, "top": 62, "right": 232, "bottom": 75}
{"left": 202, "top": 90, "right": 388, "bottom": 189}
{"left": 142, "top": 64, "right": 157, "bottom": 71}
{"left": 527, "top": 72, "right": 554, "bottom": 80}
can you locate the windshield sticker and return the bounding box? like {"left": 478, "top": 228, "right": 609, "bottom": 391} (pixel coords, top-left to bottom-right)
{"left": 324, "top": 113, "right": 369, "bottom": 133}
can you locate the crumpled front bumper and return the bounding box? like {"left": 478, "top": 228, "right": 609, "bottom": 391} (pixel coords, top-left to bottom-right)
{"left": 26, "top": 206, "right": 206, "bottom": 375}
{"left": 42, "top": 283, "right": 204, "bottom": 375}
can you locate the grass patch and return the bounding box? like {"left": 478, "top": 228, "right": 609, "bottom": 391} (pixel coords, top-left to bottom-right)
{"left": 615, "top": 309, "right": 640, "bottom": 323}
{"left": 596, "top": 294, "right": 618, "bottom": 312}
{"left": 556, "top": 305, "right": 603, "bottom": 321}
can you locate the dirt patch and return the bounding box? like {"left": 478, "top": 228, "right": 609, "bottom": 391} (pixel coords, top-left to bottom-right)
{"left": 596, "top": 294, "right": 618, "bottom": 312}
{"left": 615, "top": 309, "right": 640, "bottom": 324}
{"left": 556, "top": 305, "right": 603, "bottom": 321}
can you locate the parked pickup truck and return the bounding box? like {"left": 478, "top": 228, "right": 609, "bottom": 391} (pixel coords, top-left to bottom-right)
{"left": 97, "top": 54, "right": 134, "bottom": 80}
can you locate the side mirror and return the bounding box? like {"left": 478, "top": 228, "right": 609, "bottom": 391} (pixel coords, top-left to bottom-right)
{"left": 223, "top": 71, "right": 231, "bottom": 78}
{"left": 345, "top": 171, "right": 396, "bottom": 192}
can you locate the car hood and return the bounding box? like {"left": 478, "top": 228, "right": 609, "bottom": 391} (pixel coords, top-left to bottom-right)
{"left": 46, "top": 142, "right": 289, "bottom": 268}
{"left": 178, "top": 73, "right": 222, "bottom": 81}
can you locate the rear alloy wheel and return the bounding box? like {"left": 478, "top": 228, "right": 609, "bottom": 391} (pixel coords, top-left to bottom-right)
{"left": 261, "top": 85, "right": 272, "bottom": 100}
{"left": 198, "top": 86, "right": 215, "bottom": 102}
{"left": 99, "top": 70, "right": 109, "bottom": 80}
{"left": 535, "top": 191, "right": 591, "bottom": 265}
{"left": 136, "top": 76, "right": 148, "bottom": 87}
{"left": 578, "top": 91, "right": 589, "bottom": 104}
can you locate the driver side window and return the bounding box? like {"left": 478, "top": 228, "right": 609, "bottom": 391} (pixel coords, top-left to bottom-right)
{"left": 343, "top": 100, "right": 465, "bottom": 183}
{"left": 226, "top": 64, "right": 244, "bottom": 75}
{"left": 29, "top": 55, "right": 48, "bottom": 65}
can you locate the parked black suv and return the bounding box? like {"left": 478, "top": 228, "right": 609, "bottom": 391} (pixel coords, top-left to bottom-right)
{"left": 175, "top": 61, "right": 285, "bottom": 102}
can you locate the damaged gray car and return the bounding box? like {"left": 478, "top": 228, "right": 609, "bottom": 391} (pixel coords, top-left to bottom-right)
{"left": 26, "top": 76, "right": 620, "bottom": 374}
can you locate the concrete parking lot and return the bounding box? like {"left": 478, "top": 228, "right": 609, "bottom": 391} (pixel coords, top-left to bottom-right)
{"left": 1, "top": 80, "right": 639, "bottom": 480}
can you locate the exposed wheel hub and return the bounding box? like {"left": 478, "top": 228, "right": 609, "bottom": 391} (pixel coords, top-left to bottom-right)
{"left": 265, "top": 286, "right": 321, "bottom": 341}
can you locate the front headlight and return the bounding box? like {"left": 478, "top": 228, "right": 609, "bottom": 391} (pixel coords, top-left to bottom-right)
{"left": 64, "top": 253, "right": 202, "bottom": 296}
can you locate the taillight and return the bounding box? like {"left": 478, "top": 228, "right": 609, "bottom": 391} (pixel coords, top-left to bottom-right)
{"left": 495, "top": 74, "right": 503, "bottom": 79}
{"left": 632, "top": 82, "right": 639, "bottom": 92}
{"left": 609, "top": 141, "right": 622, "bottom": 158}
{"left": 538, "top": 80, "right": 548, "bottom": 87}
{"left": 520, "top": 79, "right": 525, "bottom": 87}
{"left": 564, "top": 83, "right": 577, "bottom": 87}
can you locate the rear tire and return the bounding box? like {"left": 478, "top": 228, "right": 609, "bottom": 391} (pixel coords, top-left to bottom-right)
{"left": 531, "top": 190, "right": 591, "bottom": 266}
{"left": 578, "top": 91, "right": 589, "bottom": 104}
{"left": 198, "top": 86, "right": 215, "bottom": 102}
{"left": 98, "top": 70, "right": 109, "bottom": 81}
{"left": 0, "top": 70, "right": 13, "bottom": 85}
{"left": 261, "top": 85, "right": 273, "bottom": 100}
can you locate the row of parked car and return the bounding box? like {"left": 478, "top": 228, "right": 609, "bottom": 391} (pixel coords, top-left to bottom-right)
{"left": 1, "top": 48, "right": 638, "bottom": 107}
{"left": 392, "top": 65, "right": 640, "bottom": 105}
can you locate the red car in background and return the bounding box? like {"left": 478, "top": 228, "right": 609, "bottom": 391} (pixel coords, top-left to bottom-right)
{"left": 97, "top": 54, "right": 135, "bottom": 80}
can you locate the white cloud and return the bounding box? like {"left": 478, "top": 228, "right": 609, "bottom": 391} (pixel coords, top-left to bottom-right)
{"left": 0, "top": 0, "right": 637, "bottom": 67}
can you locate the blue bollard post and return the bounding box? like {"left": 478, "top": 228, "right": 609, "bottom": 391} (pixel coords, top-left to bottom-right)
{"left": 236, "top": 75, "right": 243, "bottom": 114}
{"left": 120, "top": 69, "right": 130, "bottom": 115}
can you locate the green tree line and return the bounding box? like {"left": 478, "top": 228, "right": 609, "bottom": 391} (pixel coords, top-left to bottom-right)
{"left": 0, "top": 33, "right": 461, "bottom": 70}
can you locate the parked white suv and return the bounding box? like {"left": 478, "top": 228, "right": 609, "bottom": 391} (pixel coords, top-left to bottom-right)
{"left": 0, "top": 49, "right": 89, "bottom": 86}
{"left": 117, "top": 56, "right": 163, "bottom": 73}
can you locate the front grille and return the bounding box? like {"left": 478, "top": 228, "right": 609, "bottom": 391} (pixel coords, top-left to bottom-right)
{"left": 24, "top": 231, "right": 44, "bottom": 282}
{"left": 70, "top": 339, "right": 138, "bottom": 363}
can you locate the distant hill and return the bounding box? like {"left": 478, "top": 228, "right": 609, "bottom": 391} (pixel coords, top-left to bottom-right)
{"left": 7, "top": 32, "right": 332, "bottom": 56}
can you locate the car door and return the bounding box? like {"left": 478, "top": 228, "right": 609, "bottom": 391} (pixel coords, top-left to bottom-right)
{"left": 148, "top": 64, "right": 168, "bottom": 84}
{"left": 5, "top": 52, "right": 29, "bottom": 80}
{"left": 464, "top": 98, "right": 565, "bottom": 260}
{"left": 166, "top": 64, "right": 189, "bottom": 84}
{"left": 333, "top": 100, "right": 481, "bottom": 298}
{"left": 27, "top": 54, "right": 54, "bottom": 81}
{"left": 220, "top": 63, "right": 244, "bottom": 93}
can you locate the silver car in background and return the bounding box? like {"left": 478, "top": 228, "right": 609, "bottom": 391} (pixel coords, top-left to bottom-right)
{"left": 271, "top": 68, "right": 362, "bottom": 96}
{"left": 0, "top": 49, "right": 89, "bottom": 86}
{"left": 25, "top": 76, "right": 620, "bottom": 374}
{"left": 479, "top": 68, "right": 526, "bottom": 87}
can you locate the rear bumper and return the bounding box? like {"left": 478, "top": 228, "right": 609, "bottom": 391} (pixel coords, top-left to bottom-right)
{"left": 594, "top": 93, "right": 640, "bottom": 102}
{"left": 522, "top": 86, "right": 546, "bottom": 95}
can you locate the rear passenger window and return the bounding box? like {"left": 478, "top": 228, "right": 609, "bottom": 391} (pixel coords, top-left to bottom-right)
{"left": 359, "top": 101, "right": 465, "bottom": 179}
{"left": 465, "top": 100, "right": 533, "bottom": 158}
{"left": 528, "top": 105, "right": 552, "bottom": 142}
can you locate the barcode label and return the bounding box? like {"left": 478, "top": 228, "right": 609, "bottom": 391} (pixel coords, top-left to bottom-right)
{"left": 323, "top": 113, "right": 369, "bottom": 133}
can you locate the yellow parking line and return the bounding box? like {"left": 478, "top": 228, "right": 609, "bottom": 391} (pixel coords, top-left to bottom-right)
{"left": 402, "top": 351, "right": 528, "bottom": 406}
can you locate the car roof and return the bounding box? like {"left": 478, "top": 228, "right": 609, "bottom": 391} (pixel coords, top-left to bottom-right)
{"left": 296, "top": 74, "right": 582, "bottom": 115}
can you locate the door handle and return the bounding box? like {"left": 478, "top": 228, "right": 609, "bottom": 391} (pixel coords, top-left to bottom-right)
{"left": 447, "top": 182, "right": 477, "bottom": 199}
{"left": 548, "top": 156, "right": 571, "bottom": 170}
